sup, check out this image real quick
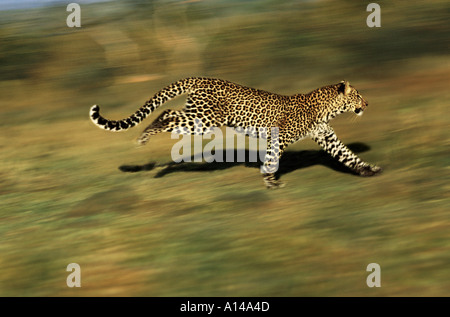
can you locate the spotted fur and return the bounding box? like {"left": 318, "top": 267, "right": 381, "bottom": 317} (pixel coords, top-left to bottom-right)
{"left": 90, "top": 77, "right": 382, "bottom": 188}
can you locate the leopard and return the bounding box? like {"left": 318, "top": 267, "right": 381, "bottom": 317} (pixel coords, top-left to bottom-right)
{"left": 89, "top": 77, "right": 382, "bottom": 188}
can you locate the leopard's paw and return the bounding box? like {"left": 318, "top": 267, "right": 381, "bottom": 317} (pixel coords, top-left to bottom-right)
{"left": 357, "top": 164, "right": 383, "bottom": 177}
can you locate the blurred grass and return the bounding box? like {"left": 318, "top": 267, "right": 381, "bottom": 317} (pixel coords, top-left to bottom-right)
{"left": 0, "top": 0, "right": 449, "bottom": 296}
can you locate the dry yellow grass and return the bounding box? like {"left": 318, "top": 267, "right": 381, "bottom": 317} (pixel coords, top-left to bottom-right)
{"left": 0, "top": 1, "right": 449, "bottom": 296}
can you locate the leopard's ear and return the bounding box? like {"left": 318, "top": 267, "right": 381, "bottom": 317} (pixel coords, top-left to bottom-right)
{"left": 339, "top": 80, "right": 351, "bottom": 96}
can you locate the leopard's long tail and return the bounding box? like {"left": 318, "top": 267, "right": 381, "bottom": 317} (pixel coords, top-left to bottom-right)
{"left": 89, "top": 78, "right": 194, "bottom": 132}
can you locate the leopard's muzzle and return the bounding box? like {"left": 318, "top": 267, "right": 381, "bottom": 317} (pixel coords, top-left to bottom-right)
{"left": 355, "top": 98, "right": 368, "bottom": 115}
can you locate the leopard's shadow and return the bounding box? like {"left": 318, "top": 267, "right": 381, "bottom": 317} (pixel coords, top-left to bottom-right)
{"left": 119, "top": 142, "right": 371, "bottom": 179}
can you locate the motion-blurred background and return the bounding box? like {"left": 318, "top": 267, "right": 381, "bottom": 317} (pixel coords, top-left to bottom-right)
{"left": 0, "top": 0, "right": 448, "bottom": 296}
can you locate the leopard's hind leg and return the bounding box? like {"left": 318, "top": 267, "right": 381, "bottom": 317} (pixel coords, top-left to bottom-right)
{"left": 136, "top": 109, "right": 183, "bottom": 145}
{"left": 137, "top": 109, "right": 217, "bottom": 145}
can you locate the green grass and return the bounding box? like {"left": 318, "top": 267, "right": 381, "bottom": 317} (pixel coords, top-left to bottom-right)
{"left": 0, "top": 0, "right": 449, "bottom": 296}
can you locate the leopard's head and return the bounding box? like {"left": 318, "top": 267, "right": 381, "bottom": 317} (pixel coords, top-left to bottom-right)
{"left": 338, "top": 81, "right": 368, "bottom": 116}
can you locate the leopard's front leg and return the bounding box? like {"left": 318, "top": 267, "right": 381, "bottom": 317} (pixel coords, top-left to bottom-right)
{"left": 311, "top": 125, "right": 382, "bottom": 176}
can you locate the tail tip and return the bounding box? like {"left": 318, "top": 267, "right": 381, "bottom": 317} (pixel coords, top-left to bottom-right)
{"left": 90, "top": 104, "right": 99, "bottom": 113}
{"left": 90, "top": 104, "right": 100, "bottom": 121}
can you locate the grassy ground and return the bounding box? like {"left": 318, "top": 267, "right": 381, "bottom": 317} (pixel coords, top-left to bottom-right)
{"left": 0, "top": 0, "right": 449, "bottom": 296}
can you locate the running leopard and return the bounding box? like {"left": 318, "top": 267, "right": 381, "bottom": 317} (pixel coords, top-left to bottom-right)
{"left": 89, "top": 77, "right": 382, "bottom": 188}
